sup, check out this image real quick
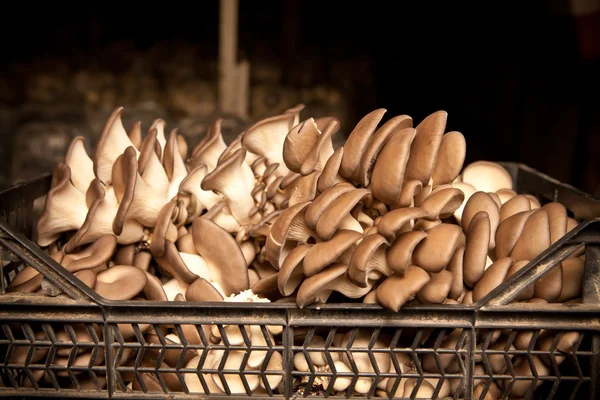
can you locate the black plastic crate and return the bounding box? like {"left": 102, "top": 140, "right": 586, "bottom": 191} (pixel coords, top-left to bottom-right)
{"left": 0, "top": 162, "right": 599, "bottom": 400}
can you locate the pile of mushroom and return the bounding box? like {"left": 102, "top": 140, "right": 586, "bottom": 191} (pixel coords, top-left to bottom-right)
{"left": 7, "top": 105, "right": 586, "bottom": 397}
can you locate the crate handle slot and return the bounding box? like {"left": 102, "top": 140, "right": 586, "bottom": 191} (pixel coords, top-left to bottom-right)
{"left": 0, "top": 219, "right": 101, "bottom": 304}
{"left": 475, "top": 218, "right": 600, "bottom": 308}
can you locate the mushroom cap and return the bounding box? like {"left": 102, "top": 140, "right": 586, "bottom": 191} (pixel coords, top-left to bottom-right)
{"left": 163, "top": 128, "right": 189, "bottom": 199}
{"left": 495, "top": 210, "right": 535, "bottom": 259}
{"left": 403, "top": 110, "right": 447, "bottom": 185}
{"left": 265, "top": 201, "right": 315, "bottom": 269}
{"left": 61, "top": 235, "right": 117, "bottom": 272}
{"left": 557, "top": 257, "right": 584, "bottom": 302}
{"left": 186, "top": 277, "right": 225, "bottom": 302}
{"left": 128, "top": 120, "right": 142, "bottom": 150}
{"left": 461, "top": 161, "right": 513, "bottom": 193}
{"left": 376, "top": 207, "right": 429, "bottom": 241}
{"left": 287, "top": 170, "right": 321, "bottom": 207}
{"left": 340, "top": 108, "right": 386, "bottom": 180}
{"left": 431, "top": 131, "right": 466, "bottom": 186}
{"left": 304, "top": 182, "right": 355, "bottom": 229}
{"left": 394, "top": 179, "right": 424, "bottom": 209}
{"left": 315, "top": 188, "right": 370, "bottom": 240}
{"left": 317, "top": 146, "right": 345, "bottom": 193}
{"left": 143, "top": 271, "right": 168, "bottom": 301}
{"left": 386, "top": 230, "right": 428, "bottom": 276}
{"left": 412, "top": 223, "right": 463, "bottom": 273}
{"left": 417, "top": 270, "right": 453, "bottom": 304}
{"left": 473, "top": 257, "right": 514, "bottom": 302}
{"left": 192, "top": 217, "right": 249, "bottom": 296}
{"left": 64, "top": 136, "right": 95, "bottom": 194}
{"left": 499, "top": 194, "right": 532, "bottom": 222}
{"left": 348, "top": 233, "right": 393, "bottom": 288}
{"left": 299, "top": 119, "right": 337, "bottom": 176}
{"left": 419, "top": 188, "right": 465, "bottom": 221}
{"left": 189, "top": 118, "right": 227, "bottom": 172}
{"left": 283, "top": 118, "right": 320, "bottom": 173}
{"left": 461, "top": 191, "right": 500, "bottom": 249}
{"left": 357, "top": 114, "right": 413, "bottom": 187}
{"left": 504, "top": 259, "right": 535, "bottom": 301}
{"left": 149, "top": 199, "right": 178, "bottom": 257}
{"left": 463, "top": 211, "right": 491, "bottom": 288}
{"left": 447, "top": 246, "right": 465, "bottom": 300}
{"left": 278, "top": 244, "right": 312, "bottom": 296}
{"left": 376, "top": 266, "right": 431, "bottom": 312}
{"left": 496, "top": 188, "right": 517, "bottom": 204}
{"left": 370, "top": 127, "right": 417, "bottom": 205}
{"left": 510, "top": 208, "right": 550, "bottom": 261}
{"left": 303, "top": 229, "right": 362, "bottom": 277}
{"left": 95, "top": 265, "right": 147, "bottom": 301}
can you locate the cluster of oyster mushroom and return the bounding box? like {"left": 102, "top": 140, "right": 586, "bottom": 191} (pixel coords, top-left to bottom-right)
{"left": 7, "top": 105, "right": 585, "bottom": 396}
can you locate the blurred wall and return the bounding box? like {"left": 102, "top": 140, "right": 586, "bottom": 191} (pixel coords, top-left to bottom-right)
{"left": 0, "top": 1, "right": 598, "bottom": 195}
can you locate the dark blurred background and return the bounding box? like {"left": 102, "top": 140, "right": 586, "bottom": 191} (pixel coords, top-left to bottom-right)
{"left": 0, "top": 0, "right": 598, "bottom": 195}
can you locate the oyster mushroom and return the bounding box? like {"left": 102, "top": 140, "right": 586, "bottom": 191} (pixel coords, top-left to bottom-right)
{"left": 315, "top": 188, "right": 370, "bottom": 240}
{"left": 94, "top": 265, "right": 148, "bottom": 301}
{"left": 348, "top": 233, "right": 394, "bottom": 288}
{"left": 177, "top": 165, "right": 224, "bottom": 222}
{"left": 35, "top": 164, "right": 89, "bottom": 247}
{"left": 376, "top": 207, "right": 429, "bottom": 241}
{"left": 417, "top": 269, "right": 453, "bottom": 304}
{"left": 64, "top": 136, "right": 95, "bottom": 194}
{"left": 303, "top": 229, "right": 362, "bottom": 277}
{"left": 163, "top": 128, "right": 189, "bottom": 199}
{"left": 463, "top": 211, "right": 492, "bottom": 288}
{"left": 189, "top": 118, "right": 228, "bottom": 173}
{"left": 317, "top": 147, "right": 346, "bottom": 192}
{"left": 461, "top": 161, "right": 513, "bottom": 193}
{"left": 386, "top": 230, "right": 428, "bottom": 276}
{"left": 431, "top": 131, "right": 467, "bottom": 186}
{"left": 412, "top": 223, "right": 463, "bottom": 273}
{"left": 278, "top": 244, "right": 312, "bottom": 296}
{"left": 375, "top": 266, "right": 431, "bottom": 311}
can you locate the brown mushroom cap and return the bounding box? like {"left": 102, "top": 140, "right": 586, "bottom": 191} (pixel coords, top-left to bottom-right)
{"left": 315, "top": 188, "right": 370, "bottom": 240}
{"left": 447, "top": 246, "right": 466, "bottom": 300}
{"left": 394, "top": 179, "right": 424, "bottom": 208}
{"left": 357, "top": 114, "right": 413, "bottom": 187}
{"left": 283, "top": 118, "right": 320, "bottom": 173}
{"left": 431, "top": 131, "right": 466, "bottom": 186}
{"left": 403, "top": 110, "right": 447, "bottom": 185}
{"left": 317, "top": 147, "right": 345, "bottom": 192}
{"left": 419, "top": 188, "right": 465, "bottom": 221}
{"left": 95, "top": 265, "right": 148, "bottom": 301}
{"left": 304, "top": 182, "right": 355, "bottom": 229}
{"left": 510, "top": 209, "right": 551, "bottom": 261}
{"left": 299, "top": 119, "right": 337, "bottom": 175}
{"left": 463, "top": 211, "right": 491, "bottom": 288}
{"left": 499, "top": 194, "right": 532, "bottom": 222}
{"left": 143, "top": 271, "right": 168, "bottom": 301}
{"left": 473, "top": 257, "right": 514, "bottom": 302}
{"left": 192, "top": 217, "right": 249, "bottom": 296}
{"left": 288, "top": 170, "right": 321, "bottom": 207}
{"left": 370, "top": 127, "right": 417, "bottom": 205}
{"left": 265, "top": 201, "right": 315, "bottom": 269}
{"left": 64, "top": 136, "right": 95, "bottom": 194}
{"left": 186, "top": 277, "right": 225, "bottom": 302}
{"left": 340, "top": 108, "right": 386, "bottom": 180}
{"left": 417, "top": 270, "right": 453, "bottom": 304}
{"left": 348, "top": 233, "right": 393, "bottom": 288}
{"left": 303, "top": 230, "right": 362, "bottom": 277}
{"left": 61, "top": 235, "right": 118, "bottom": 272}
{"left": 278, "top": 244, "right": 312, "bottom": 296}
{"left": 557, "top": 257, "right": 584, "bottom": 302}
{"left": 189, "top": 118, "right": 227, "bottom": 172}
{"left": 504, "top": 259, "right": 535, "bottom": 301}
{"left": 149, "top": 200, "right": 178, "bottom": 257}
{"left": 412, "top": 223, "right": 463, "bottom": 273}
{"left": 386, "top": 230, "right": 428, "bottom": 276}
{"left": 461, "top": 191, "right": 500, "bottom": 249}
{"left": 495, "top": 210, "right": 535, "bottom": 259}
{"left": 376, "top": 266, "right": 431, "bottom": 312}
{"left": 376, "top": 207, "right": 429, "bottom": 241}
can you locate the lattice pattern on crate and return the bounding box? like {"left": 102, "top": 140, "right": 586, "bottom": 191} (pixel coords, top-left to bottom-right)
{"left": 0, "top": 321, "right": 106, "bottom": 392}
{"left": 291, "top": 326, "right": 468, "bottom": 399}
{"left": 472, "top": 328, "right": 592, "bottom": 400}
{"left": 112, "top": 322, "right": 285, "bottom": 396}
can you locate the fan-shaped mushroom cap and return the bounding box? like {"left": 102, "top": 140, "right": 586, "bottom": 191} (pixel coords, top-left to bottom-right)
{"left": 473, "top": 257, "right": 514, "bottom": 302}
{"left": 370, "top": 127, "right": 417, "bottom": 205}
{"left": 461, "top": 161, "right": 513, "bottom": 193}
{"left": 143, "top": 271, "right": 168, "bottom": 301}
{"left": 299, "top": 120, "right": 337, "bottom": 175}
{"left": 348, "top": 233, "right": 393, "bottom": 288}
{"left": 296, "top": 263, "right": 372, "bottom": 308}
{"left": 317, "top": 147, "right": 345, "bottom": 192}
{"left": 394, "top": 179, "right": 423, "bottom": 208}
{"left": 190, "top": 118, "right": 228, "bottom": 172}
{"left": 163, "top": 128, "right": 189, "bottom": 199}
{"left": 495, "top": 210, "right": 535, "bottom": 259}
{"left": 557, "top": 257, "right": 584, "bottom": 302}
{"left": 178, "top": 165, "right": 224, "bottom": 221}
{"left": 136, "top": 127, "right": 169, "bottom": 197}
{"left": 417, "top": 269, "right": 453, "bottom": 304}
{"left": 315, "top": 188, "right": 370, "bottom": 240}
{"left": 447, "top": 246, "right": 465, "bottom": 300}
{"left": 128, "top": 120, "right": 142, "bottom": 150}
{"left": 376, "top": 207, "right": 428, "bottom": 241}
{"left": 303, "top": 230, "right": 362, "bottom": 277}
{"left": 386, "top": 230, "right": 428, "bottom": 276}
{"left": 186, "top": 277, "right": 225, "bottom": 302}
{"left": 283, "top": 118, "right": 320, "bottom": 173}
{"left": 464, "top": 211, "right": 491, "bottom": 288}
{"left": 357, "top": 114, "right": 412, "bottom": 187}
{"left": 461, "top": 191, "right": 500, "bottom": 249}
{"left": 201, "top": 148, "right": 258, "bottom": 225}
{"left": 305, "top": 182, "right": 355, "bottom": 229}
{"left": 149, "top": 200, "right": 178, "bottom": 257}
{"left": 288, "top": 170, "right": 321, "bottom": 207}
{"left": 510, "top": 209, "right": 550, "bottom": 261}
{"left": 499, "top": 194, "right": 532, "bottom": 222}
{"left": 64, "top": 136, "right": 95, "bottom": 194}
{"left": 265, "top": 202, "right": 315, "bottom": 269}
{"left": 543, "top": 202, "right": 567, "bottom": 245}
{"left": 503, "top": 259, "right": 535, "bottom": 301}
{"left": 202, "top": 201, "right": 241, "bottom": 233}
{"left": 184, "top": 353, "right": 224, "bottom": 394}
{"left": 149, "top": 118, "right": 167, "bottom": 156}
{"left": 192, "top": 217, "right": 249, "bottom": 296}
{"left": 95, "top": 265, "right": 147, "bottom": 300}
{"left": 61, "top": 235, "right": 117, "bottom": 272}
{"left": 94, "top": 107, "right": 139, "bottom": 185}
{"left": 419, "top": 188, "right": 465, "bottom": 221}
{"left": 340, "top": 108, "right": 386, "bottom": 180}
{"left": 496, "top": 188, "right": 517, "bottom": 204}
{"left": 412, "top": 223, "right": 463, "bottom": 273}
{"left": 431, "top": 131, "right": 466, "bottom": 186}
{"left": 403, "top": 110, "right": 447, "bottom": 185}
{"left": 112, "top": 146, "right": 168, "bottom": 230}
{"left": 278, "top": 244, "right": 312, "bottom": 296}
{"left": 242, "top": 111, "right": 300, "bottom": 177}
{"left": 450, "top": 181, "right": 476, "bottom": 223}
{"left": 35, "top": 164, "right": 89, "bottom": 247}
{"left": 376, "top": 266, "right": 431, "bottom": 311}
